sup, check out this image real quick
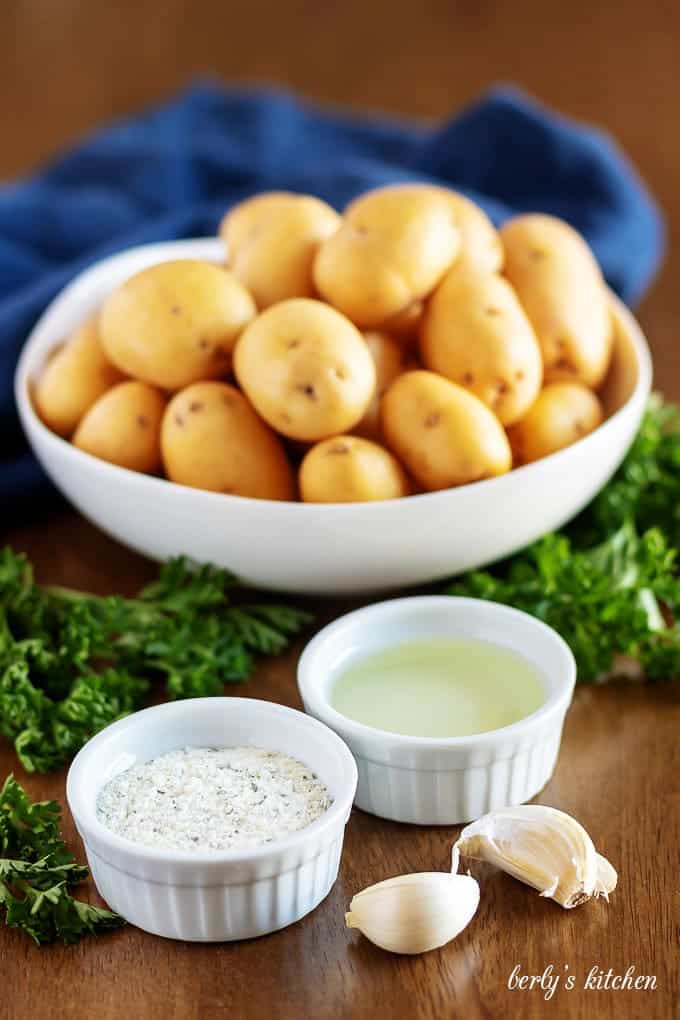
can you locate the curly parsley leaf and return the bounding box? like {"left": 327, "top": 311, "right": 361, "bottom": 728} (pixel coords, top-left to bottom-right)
{"left": 0, "top": 775, "right": 124, "bottom": 944}
{"left": 10, "top": 669, "right": 150, "bottom": 774}
{"left": 0, "top": 775, "right": 66, "bottom": 861}
{"left": 0, "top": 552, "right": 311, "bottom": 771}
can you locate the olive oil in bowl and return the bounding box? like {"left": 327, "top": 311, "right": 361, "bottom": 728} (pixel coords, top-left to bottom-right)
{"left": 330, "top": 637, "right": 545, "bottom": 738}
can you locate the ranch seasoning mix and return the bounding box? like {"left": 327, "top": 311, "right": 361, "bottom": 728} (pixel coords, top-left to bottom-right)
{"left": 96, "top": 746, "right": 332, "bottom": 852}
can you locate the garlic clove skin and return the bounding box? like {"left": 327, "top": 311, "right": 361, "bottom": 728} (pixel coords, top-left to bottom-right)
{"left": 345, "top": 872, "right": 480, "bottom": 954}
{"left": 454, "top": 805, "right": 614, "bottom": 909}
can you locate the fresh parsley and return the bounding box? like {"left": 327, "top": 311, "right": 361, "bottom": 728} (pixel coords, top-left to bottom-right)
{"left": 0, "top": 555, "right": 311, "bottom": 772}
{"left": 0, "top": 774, "right": 124, "bottom": 944}
{"left": 448, "top": 395, "right": 680, "bottom": 682}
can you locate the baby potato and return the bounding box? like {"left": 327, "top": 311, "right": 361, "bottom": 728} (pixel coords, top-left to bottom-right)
{"left": 220, "top": 191, "right": 294, "bottom": 250}
{"left": 34, "top": 316, "right": 125, "bottom": 437}
{"left": 99, "top": 260, "right": 256, "bottom": 390}
{"left": 440, "top": 190, "right": 503, "bottom": 272}
{"left": 355, "top": 331, "right": 415, "bottom": 440}
{"left": 233, "top": 298, "right": 376, "bottom": 441}
{"left": 161, "top": 382, "right": 295, "bottom": 500}
{"left": 220, "top": 192, "right": 340, "bottom": 308}
{"left": 381, "top": 370, "right": 512, "bottom": 490}
{"left": 345, "top": 183, "right": 501, "bottom": 274}
{"left": 412, "top": 185, "right": 503, "bottom": 271}
{"left": 507, "top": 382, "right": 604, "bottom": 464}
{"left": 313, "top": 185, "right": 460, "bottom": 327}
{"left": 420, "top": 264, "right": 542, "bottom": 426}
{"left": 299, "top": 435, "right": 410, "bottom": 502}
{"left": 500, "top": 214, "right": 612, "bottom": 387}
{"left": 73, "top": 381, "right": 166, "bottom": 472}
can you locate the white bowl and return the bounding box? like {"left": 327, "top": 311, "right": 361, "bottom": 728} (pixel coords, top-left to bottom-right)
{"left": 297, "top": 596, "right": 576, "bottom": 824}
{"left": 66, "top": 697, "right": 358, "bottom": 941}
{"left": 16, "top": 238, "right": 652, "bottom": 595}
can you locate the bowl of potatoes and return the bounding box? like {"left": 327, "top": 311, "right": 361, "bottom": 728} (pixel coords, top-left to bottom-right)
{"left": 16, "top": 186, "right": 651, "bottom": 595}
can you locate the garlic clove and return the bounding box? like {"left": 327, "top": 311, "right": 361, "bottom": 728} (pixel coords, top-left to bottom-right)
{"left": 345, "top": 871, "right": 480, "bottom": 954}
{"left": 594, "top": 853, "right": 618, "bottom": 900}
{"left": 454, "top": 804, "right": 615, "bottom": 909}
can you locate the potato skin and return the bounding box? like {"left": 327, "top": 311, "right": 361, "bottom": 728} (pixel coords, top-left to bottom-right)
{"left": 500, "top": 214, "right": 612, "bottom": 387}
{"left": 99, "top": 260, "right": 256, "bottom": 390}
{"left": 73, "top": 381, "right": 166, "bottom": 472}
{"left": 411, "top": 185, "right": 503, "bottom": 271}
{"left": 339, "top": 183, "right": 501, "bottom": 274}
{"left": 439, "top": 190, "right": 503, "bottom": 271}
{"left": 420, "top": 265, "right": 542, "bottom": 426}
{"left": 313, "top": 185, "right": 460, "bottom": 327}
{"left": 220, "top": 191, "right": 294, "bottom": 250}
{"left": 34, "top": 317, "right": 125, "bottom": 436}
{"left": 220, "top": 192, "right": 340, "bottom": 308}
{"left": 507, "top": 382, "right": 604, "bottom": 464}
{"left": 355, "top": 331, "right": 414, "bottom": 440}
{"left": 233, "top": 298, "right": 376, "bottom": 441}
{"left": 299, "top": 435, "right": 410, "bottom": 502}
{"left": 161, "top": 382, "right": 295, "bottom": 500}
{"left": 381, "top": 370, "right": 512, "bottom": 490}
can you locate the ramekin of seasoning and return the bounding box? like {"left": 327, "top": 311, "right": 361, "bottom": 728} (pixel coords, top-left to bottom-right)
{"left": 66, "top": 697, "right": 357, "bottom": 941}
{"left": 297, "top": 596, "right": 576, "bottom": 825}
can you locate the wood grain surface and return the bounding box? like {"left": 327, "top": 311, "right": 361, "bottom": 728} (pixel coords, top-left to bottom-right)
{"left": 1, "top": 3, "right": 679, "bottom": 1018}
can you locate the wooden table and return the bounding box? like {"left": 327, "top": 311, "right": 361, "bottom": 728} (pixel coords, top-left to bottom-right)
{"left": 2, "top": 3, "right": 679, "bottom": 1018}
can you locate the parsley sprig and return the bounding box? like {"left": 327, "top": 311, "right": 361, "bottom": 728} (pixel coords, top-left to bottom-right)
{"left": 0, "top": 774, "right": 124, "bottom": 944}
{"left": 0, "top": 556, "right": 311, "bottom": 772}
{"left": 449, "top": 395, "right": 680, "bottom": 681}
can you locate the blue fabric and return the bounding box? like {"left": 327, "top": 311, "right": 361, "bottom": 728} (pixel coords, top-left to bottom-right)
{"left": 0, "top": 82, "right": 664, "bottom": 517}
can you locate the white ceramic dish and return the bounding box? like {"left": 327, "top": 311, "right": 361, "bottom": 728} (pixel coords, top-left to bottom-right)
{"left": 66, "top": 697, "right": 358, "bottom": 942}
{"left": 297, "top": 596, "right": 576, "bottom": 824}
{"left": 16, "top": 238, "right": 652, "bottom": 595}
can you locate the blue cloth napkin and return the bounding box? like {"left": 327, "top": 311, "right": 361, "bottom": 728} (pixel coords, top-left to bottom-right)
{"left": 0, "top": 82, "right": 664, "bottom": 519}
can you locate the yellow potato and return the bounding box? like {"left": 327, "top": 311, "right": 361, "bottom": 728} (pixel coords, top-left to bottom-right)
{"left": 161, "top": 382, "right": 294, "bottom": 499}
{"left": 500, "top": 214, "right": 612, "bottom": 387}
{"left": 299, "top": 435, "right": 410, "bottom": 502}
{"left": 381, "top": 370, "right": 512, "bottom": 490}
{"left": 220, "top": 191, "right": 294, "bottom": 249}
{"left": 405, "top": 185, "right": 503, "bottom": 271}
{"left": 34, "top": 316, "right": 125, "bottom": 437}
{"left": 220, "top": 192, "right": 340, "bottom": 308}
{"left": 439, "top": 190, "right": 503, "bottom": 271}
{"left": 233, "top": 298, "right": 376, "bottom": 441}
{"left": 507, "top": 382, "right": 604, "bottom": 464}
{"left": 355, "top": 331, "right": 414, "bottom": 440}
{"left": 420, "top": 264, "right": 542, "bottom": 426}
{"left": 341, "top": 183, "right": 501, "bottom": 273}
{"left": 313, "top": 185, "right": 460, "bottom": 327}
{"left": 99, "top": 260, "right": 256, "bottom": 390}
{"left": 73, "top": 381, "right": 166, "bottom": 472}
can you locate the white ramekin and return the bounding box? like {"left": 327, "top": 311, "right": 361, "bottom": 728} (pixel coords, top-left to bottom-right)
{"left": 66, "top": 697, "right": 358, "bottom": 941}
{"left": 297, "top": 597, "right": 576, "bottom": 825}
